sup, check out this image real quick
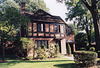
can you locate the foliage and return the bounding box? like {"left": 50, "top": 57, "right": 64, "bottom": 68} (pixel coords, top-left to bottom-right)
{"left": 65, "top": 0, "right": 100, "bottom": 52}
{"left": 75, "top": 33, "right": 88, "bottom": 50}
{"left": 89, "top": 47, "right": 95, "bottom": 52}
{"left": 67, "top": 44, "right": 72, "bottom": 56}
{"left": 20, "top": 37, "right": 34, "bottom": 49}
{"left": 25, "top": 0, "right": 49, "bottom": 13}
{"left": 0, "top": 0, "right": 49, "bottom": 13}
{"left": 74, "top": 51, "right": 98, "bottom": 67}
{"left": 34, "top": 47, "right": 48, "bottom": 59}
{"left": 34, "top": 44, "right": 60, "bottom": 59}
{"left": 13, "top": 37, "right": 34, "bottom": 58}
{"left": 48, "top": 43, "right": 56, "bottom": 58}
{"left": 0, "top": 6, "right": 30, "bottom": 61}
{"left": 68, "top": 24, "right": 80, "bottom": 36}
{"left": 0, "top": 0, "right": 20, "bottom": 11}
{"left": 55, "top": 44, "right": 59, "bottom": 57}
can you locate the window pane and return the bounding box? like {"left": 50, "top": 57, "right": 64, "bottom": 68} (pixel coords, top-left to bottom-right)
{"left": 38, "top": 23, "right": 44, "bottom": 32}
{"left": 41, "top": 24, "right": 43, "bottom": 31}
{"left": 38, "top": 23, "right": 41, "bottom": 31}
{"left": 35, "top": 40, "right": 48, "bottom": 48}
{"left": 55, "top": 25, "right": 60, "bottom": 33}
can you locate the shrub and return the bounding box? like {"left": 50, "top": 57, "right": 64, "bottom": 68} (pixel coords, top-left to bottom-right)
{"left": 74, "top": 51, "right": 98, "bottom": 67}
{"left": 89, "top": 47, "right": 95, "bottom": 52}
{"left": 35, "top": 47, "right": 47, "bottom": 59}
{"left": 55, "top": 44, "right": 59, "bottom": 57}
{"left": 67, "top": 44, "right": 71, "bottom": 56}
{"left": 13, "top": 37, "right": 34, "bottom": 59}
{"left": 48, "top": 43, "right": 56, "bottom": 58}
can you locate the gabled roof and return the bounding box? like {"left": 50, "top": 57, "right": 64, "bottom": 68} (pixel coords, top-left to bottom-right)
{"left": 24, "top": 9, "right": 66, "bottom": 24}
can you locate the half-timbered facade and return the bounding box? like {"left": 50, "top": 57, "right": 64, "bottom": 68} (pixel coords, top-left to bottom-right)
{"left": 20, "top": 2, "right": 75, "bottom": 56}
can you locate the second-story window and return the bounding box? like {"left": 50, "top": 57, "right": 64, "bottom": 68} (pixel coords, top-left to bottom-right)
{"left": 37, "top": 23, "right": 44, "bottom": 32}
{"left": 55, "top": 25, "right": 60, "bottom": 33}
{"left": 66, "top": 28, "right": 70, "bottom": 36}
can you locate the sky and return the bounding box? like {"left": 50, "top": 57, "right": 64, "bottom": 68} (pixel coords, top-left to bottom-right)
{"left": 44, "top": 0, "right": 73, "bottom": 24}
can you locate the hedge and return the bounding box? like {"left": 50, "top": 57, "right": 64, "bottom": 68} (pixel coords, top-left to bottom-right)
{"left": 73, "top": 51, "right": 98, "bottom": 67}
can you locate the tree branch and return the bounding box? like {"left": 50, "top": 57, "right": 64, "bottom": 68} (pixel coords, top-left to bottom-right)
{"left": 81, "top": 0, "right": 92, "bottom": 11}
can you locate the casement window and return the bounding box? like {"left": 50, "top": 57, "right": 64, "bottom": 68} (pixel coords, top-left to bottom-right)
{"left": 55, "top": 25, "right": 60, "bottom": 33}
{"left": 37, "top": 23, "right": 44, "bottom": 32}
{"left": 35, "top": 40, "right": 48, "bottom": 48}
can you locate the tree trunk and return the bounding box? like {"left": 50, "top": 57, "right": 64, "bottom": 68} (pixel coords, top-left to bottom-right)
{"left": 1, "top": 38, "right": 5, "bottom": 61}
{"left": 91, "top": 11, "right": 100, "bottom": 53}
{"left": 86, "top": 25, "right": 91, "bottom": 47}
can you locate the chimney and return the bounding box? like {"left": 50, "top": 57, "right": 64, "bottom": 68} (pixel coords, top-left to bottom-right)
{"left": 20, "top": 2, "right": 26, "bottom": 14}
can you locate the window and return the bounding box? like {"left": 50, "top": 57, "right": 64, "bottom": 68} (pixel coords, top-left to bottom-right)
{"left": 66, "top": 28, "right": 70, "bottom": 36}
{"left": 35, "top": 40, "right": 48, "bottom": 48}
{"left": 37, "top": 23, "right": 44, "bottom": 32}
{"left": 55, "top": 25, "right": 60, "bottom": 33}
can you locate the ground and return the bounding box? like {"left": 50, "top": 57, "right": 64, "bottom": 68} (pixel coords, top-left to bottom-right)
{"left": 0, "top": 58, "right": 79, "bottom": 68}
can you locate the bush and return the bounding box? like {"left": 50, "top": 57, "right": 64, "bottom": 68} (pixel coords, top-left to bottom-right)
{"left": 55, "top": 44, "right": 59, "bottom": 57}
{"left": 48, "top": 43, "right": 55, "bottom": 58}
{"left": 13, "top": 37, "right": 34, "bottom": 58}
{"left": 74, "top": 51, "right": 98, "bottom": 67}
{"left": 89, "top": 47, "right": 95, "bottom": 52}
{"left": 35, "top": 47, "right": 47, "bottom": 59}
{"left": 67, "top": 44, "right": 71, "bottom": 56}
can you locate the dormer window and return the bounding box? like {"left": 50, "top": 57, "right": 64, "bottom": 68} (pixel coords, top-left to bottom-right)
{"left": 37, "top": 23, "right": 44, "bottom": 32}
{"left": 55, "top": 25, "right": 60, "bottom": 33}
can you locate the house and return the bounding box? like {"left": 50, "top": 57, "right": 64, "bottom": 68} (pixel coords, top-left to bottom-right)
{"left": 20, "top": 2, "right": 75, "bottom": 56}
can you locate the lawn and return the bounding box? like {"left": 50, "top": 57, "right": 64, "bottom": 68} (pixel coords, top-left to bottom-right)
{"left": 0, "top": 58, "right": 79, "bottom": 68}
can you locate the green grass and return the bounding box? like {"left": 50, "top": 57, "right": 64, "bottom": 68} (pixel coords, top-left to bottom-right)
{"left": 0, "top": 58, "right": 79, "bottom": 68}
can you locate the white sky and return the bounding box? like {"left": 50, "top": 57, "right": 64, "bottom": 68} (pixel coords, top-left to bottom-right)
{"left": 44, "top": 0, "right": 73, "bottom": 24}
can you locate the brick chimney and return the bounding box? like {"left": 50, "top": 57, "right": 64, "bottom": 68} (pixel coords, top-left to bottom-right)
{"left": 20, "top": 2, "right": 26, "bottom": 14}
{"left": 20, "top": 2, "right": 26, "bottom": 37}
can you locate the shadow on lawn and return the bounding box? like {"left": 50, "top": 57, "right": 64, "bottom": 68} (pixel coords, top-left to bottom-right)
{"left": 54, "top": 63, "right": 80, "bottom": 68}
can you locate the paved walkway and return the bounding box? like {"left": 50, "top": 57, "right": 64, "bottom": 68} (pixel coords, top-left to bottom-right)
{"left": 61, "top": 55, "right": 74, "bottom": 60}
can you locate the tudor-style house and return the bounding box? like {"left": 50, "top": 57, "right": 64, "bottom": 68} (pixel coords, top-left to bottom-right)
{"left": 20, "top": 2, "right": 75, "bottom": 56}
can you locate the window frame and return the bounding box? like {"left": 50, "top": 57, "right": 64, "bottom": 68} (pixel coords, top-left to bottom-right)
{"left": 37, "top": 23, "right": 45, "bottom": 32}
{"left": 35, "top": 40, "right": 48, "bottom": 48}
{"left": 55, "top": 25, "right": 60, "bottom": 33}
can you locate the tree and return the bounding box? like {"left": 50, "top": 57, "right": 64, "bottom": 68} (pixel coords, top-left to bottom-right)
{"left": 1, "top": 0, "right": 49, "bottom": 13}
{"left": 0, "top": 0, "right": 20, "bottom": 11}
{"left": 25, "top": 0, "right": 49, "bottom": 13}
{"left": 0, "top": 7, "right": 30, "bottom": 61}
{"left": 81, "top": 0, "right": 100, "bottom": 53}
{"left": 68, "top": 23, "right": 81, "bottom": 36}
{"left": 65, "top": 0, "right": 93, "bottom": 47}
{"left": 57, "top": 0, "right": 100, "bottom": 53}
{"left": 75, "top": 33, "right": 88, "bottom": 50}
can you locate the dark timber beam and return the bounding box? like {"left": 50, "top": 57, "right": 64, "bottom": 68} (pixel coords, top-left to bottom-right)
{"left": 32, "top": 23, "right": 33, "bottom": 36}
{"left": 49, "top": 24, "right": 50, "bottom": 36}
